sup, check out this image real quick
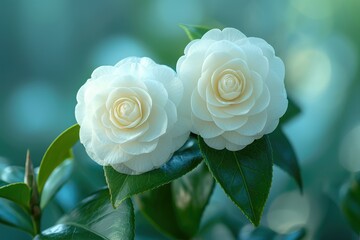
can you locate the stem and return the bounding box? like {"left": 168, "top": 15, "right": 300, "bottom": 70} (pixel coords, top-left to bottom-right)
{"left": 31, "top": 205, "right": 41, "bottom": 235}
{"left": 25, "top": 150, "right": 42, "bottom": 236}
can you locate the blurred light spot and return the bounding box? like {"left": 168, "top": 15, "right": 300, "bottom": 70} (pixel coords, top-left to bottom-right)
{"left": 284, "top": 34, "right": 356, "bottom": 162}
{"left": 174, "top": 186, "right": 192, "bottom": 209}
{"left": 91, "top": 35, "right": 152, "bottom": 66}
{"left": 0, "top": 157, "right": 9, "bottom": 172}
{"left": 291, "top": 0, "right": 333, "bottom": 19}
{"left": 6, "top": 81, "right": 61, "bottom": 136}
{"left": 151, "top": 0, "right": 203, "bottom": 35}
{"left": 287, "top": 48, "right": 332, "bottom": 99}
{"left": 339, "top": 124, "right": 360, "bottom": 172}
{"left": 267, "top": 191, "right": 310, "bottom": 234}
{"left": 202, "top": 223, "right": 235, "bottom": 240}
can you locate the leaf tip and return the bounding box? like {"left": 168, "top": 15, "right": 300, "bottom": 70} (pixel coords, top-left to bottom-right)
{"left": 24, "top": 149, "right": 34, "bottom": 187}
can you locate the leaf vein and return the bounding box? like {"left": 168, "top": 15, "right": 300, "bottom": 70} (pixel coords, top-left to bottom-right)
{"left": 233, "top": 152, "right": 256, "bottom": 221}
{"left": 66, "top": 222, "right": 110, "bottom": 240}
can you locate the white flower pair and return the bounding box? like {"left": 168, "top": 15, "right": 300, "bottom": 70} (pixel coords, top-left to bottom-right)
{"left": 75, "top": 28, "right": 288, "bottom": 175}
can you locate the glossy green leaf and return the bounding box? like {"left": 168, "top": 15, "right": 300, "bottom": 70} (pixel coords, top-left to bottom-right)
{"left": 281, "top": 98, "right": 301, "bottom": 124}
{"left": 136, "top": 184, "right": 185, "bottom": 239}
{"left": 172, "top": 163, "right": 215, "bottom": 236}
{"left": 37, "top": 124, "right": 79, "bottom": 193}
{"left": 35, "top": 189, "right": 134, "bottom": 240}
{"left": 135, "top": 210, "right": 169, "bottom": 240}
{"left": 199, "top": 136, "right": 273, "bottom": 226}
{"left": 0, "top": 183, "right": 30, "bottom": 208}
{"left": 0, "top": 166, "right": 25, "bottom": 184}
{"left": 0, "top": 198, "right": 34, "bottom": 235}
{"left": 104, "top": 138, "right": 203, "bottom": 208}
{"left": 269, "top": 128, "right": 303, "bottom": 192}
{"left": 179, "top": 24, "right": 211, "bottom": 40}
{"left": 136, "top": 163, "right": 215, "bottom": 239}
{"left": 40, "top": 159, "right": 74, "bottom": 209}
{"left": 340, "top": 174, "right": 360, "bottom": 234}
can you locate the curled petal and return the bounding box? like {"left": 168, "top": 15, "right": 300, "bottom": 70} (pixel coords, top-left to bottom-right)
{"left": 236, "top": 111, "right": 268, "bottom": 136}
{"left": 114, "top": 136, "right": 173, "bottom": 174}
{"left": 177, "top": 28, "right": 287, "bottom": 150}
{"left": 76, "top": 57, "right": 189, "bottom": 174}
{"left": 144, "top": 80, "right": 168, "bottom": 107}
{"left": 242, "top": 44, "right": 269, "bottom": 79}
{"left": 91, "top": 66, "right": 115, "bottom": 78}
{"left": 140, "top": 105, "right": 168, "bottom": 142}
{"left": 202, "top": 28, "right": 246, "bottom": 41}
{"left": 192, "top": 115, "right": 224, "bottom": 138}
{"left": 212, "top": 115, "right": 248, "bottom": 131}
{"left": 248, "top": 84, "right": 270, "bottom": 115}
{"left": 225, "top": 141, "right": 246, "bottom": 151}
{"left": 203, "top": 135, "right": 226, "bottom": 150}
{"left": 222, "top": 131, "right": 255, "bottom": 146}
{"left": 207, "top": 104, "right": 233, "bottom": 119}
{"left": 120, "top": 139, "right": 158, "bottom": 155}
{"left": 191, "top": 90, "right": 213, "bottom": 121}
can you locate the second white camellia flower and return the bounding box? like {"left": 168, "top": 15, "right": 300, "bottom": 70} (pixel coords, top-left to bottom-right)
{"left": 177, "top": 28, "right": 288, "bottom": 151}
{"left": 75, "top": 57, "right": 189, "bottom": 175}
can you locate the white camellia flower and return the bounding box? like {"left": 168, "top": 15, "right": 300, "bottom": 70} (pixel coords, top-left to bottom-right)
{"left": 75, "top": 57, "right": 189, "bottom": 175}
{"left": 177, "top": 28, "right": 288, "bottom": 151}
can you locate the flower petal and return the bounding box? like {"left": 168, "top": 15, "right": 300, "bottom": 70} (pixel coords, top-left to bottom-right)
{"left": 191, "top": 90, "right": 213, "bottom": 121}
{"left": 225, "top": 141, "right": 246, "bottom": 151}
{"left": 140, "top": 105, "right": 168, "bottom": 142}
{"left": 91, "top": 66, "right": 115, "bottom": 78}
{"left": 242, "top": 44, "right": 269, "bottom": 79}
{"left": 212, "top": 115, "right": 248, "bottom": 131}
{"left": 192, "top": 114, "right": 224, "bottom": 138}
{"left": 207, "top": 104, "right": 233, "bottom": 118}
{"left": 222, "top": 131, "right": 255, "bottom": 146}
{"left": 202, "top": 28, "right": 246, "bottom": 42}
{"left": 120, "top": 136, "right": 173, "bottom": 174}
{"left": 248, "top": 84, "right": 270, "bottom": 115}
{"left": 236, "top": 111, "right": 267, "bottom": 136}
{"left": 144, "top": 80, "right": 168, "bottom": 107}
{"left": 203, "top": 135, "right": 226, "bottom": 150}
{"left": 120, "top": 139, "right": 158, "bottom": 155}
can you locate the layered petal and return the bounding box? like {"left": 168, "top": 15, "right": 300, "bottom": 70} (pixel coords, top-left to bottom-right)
{"left": 177, "top": 27, "right": 287, "bottom": 151}
{"left": 75, "top": 57, "right": 190, "bottom": 175}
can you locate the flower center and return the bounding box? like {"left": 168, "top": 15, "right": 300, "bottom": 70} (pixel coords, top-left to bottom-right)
{"left": 114, "top": 97, "right": 142, "bottom": 128}
{"left": 120, "top": 102, "right": 132, "bottom": 116}
{"left": 217, "top": 71, "right": 243, "bottom": 101}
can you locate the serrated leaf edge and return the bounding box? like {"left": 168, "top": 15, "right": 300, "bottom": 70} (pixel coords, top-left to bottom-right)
{"left": 199, "top": 136, "right": 273, "bottom": 226}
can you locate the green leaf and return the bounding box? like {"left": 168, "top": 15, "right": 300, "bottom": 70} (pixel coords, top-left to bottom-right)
{"left": 0, "top": 166, "right": 25, "bottom": 184}
{"left": 179, "top": 24, "right": 211, "bottom": 40}
{"left": 172, "top": 163, "right": 215, "bottom": 236}
{"left": 281, "top": 98, "right": 301, "bottom": 124}
{"left": 199, "top": 136, "right": 273, "bottom": 226}
{"left": 37, "top": 124, "right": 79, "bottom": 193}
{"left": 40, "top": 159, "right": 74, "bottom": 209}
{"left": 0, "top": 198, "right": 34, "bottom": 235}
{"left": 35, "top": 189, "right": 134, "bottom": 240}
{"left": 0, "top": 183, "right": 30, "bottom": 208}
{"left": 340, "top": 174, "right": 360, "bottom": 234}
{"left": 269, "top": 128, "right": 303, "bottom": 192}
{"left": 104, "top": 137, "right": 203, "bottom": 208}
{"left": 136, "top": 163, "right": 215, "bottom": 239}
{"left": 136, "top": 184, "right": 186, "bottom": 239}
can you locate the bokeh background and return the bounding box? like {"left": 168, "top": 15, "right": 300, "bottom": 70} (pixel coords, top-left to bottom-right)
{"left": 1, "top": 0, "right": 360, "bottom": 239}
